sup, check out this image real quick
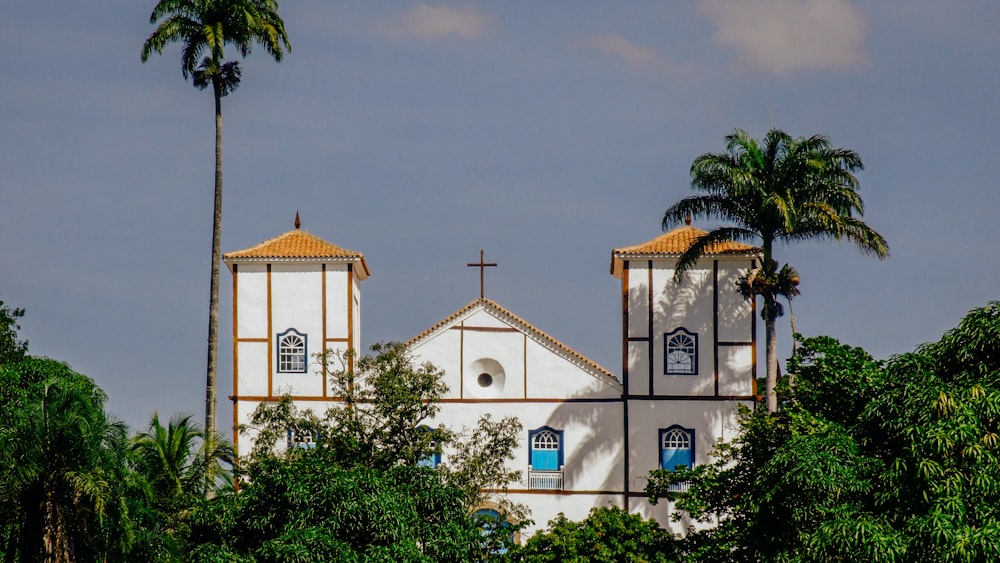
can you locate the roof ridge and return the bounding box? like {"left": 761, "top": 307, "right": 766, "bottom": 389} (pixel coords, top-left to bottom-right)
{"left": 223, "top": 229, "right": 370, "bottom": 278}
{"left": 406, "top": 298, "right": 620, "bottom": 387}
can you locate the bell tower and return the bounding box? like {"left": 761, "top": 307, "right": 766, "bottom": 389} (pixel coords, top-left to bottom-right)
{"left": 223, "top": 216, "right": 369, "bottom": 456}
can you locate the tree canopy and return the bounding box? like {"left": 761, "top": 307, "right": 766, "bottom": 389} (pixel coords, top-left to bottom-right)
{"left": 0, "top": 292, "right": 27, "bottom": 364}
{"left": 647, "top": 302, "right": 1000, "bottom": 562}
{"left": 502, "top": 506, "right": 680, "bottom": 563}
{"left": 663, "top": 128, "right": 888, "bottom": 412}
{"left": 186, "top": 342, "right": 524, "bottom": 562}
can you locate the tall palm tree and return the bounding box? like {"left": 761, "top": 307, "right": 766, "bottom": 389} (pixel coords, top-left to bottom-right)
{"left": 663, "top": 128, "right": 888, "bottom": 413}
{"left": 132, "top": 413, "right": 233, "bottom": 530}
{"left": 141, "top": 0, "right": 290, "bottom": 451}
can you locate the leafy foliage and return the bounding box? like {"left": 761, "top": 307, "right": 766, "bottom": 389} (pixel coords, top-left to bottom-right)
{"left": 663, "top": 128, "right": 888, "bottom": 412}
{"left": 0, "top": 292, "right": 27, "bottom": 364}
{"left": 647, "top": 302, "right": 1000, "bottom": 562}
{"left": 503, "top": 506, "right": 680, "bottom": 563}
{"left": 187, "top": 342, "right": 524, "bottom": 561}
{"left": 0, "top": 357, "right": 142, "bottom": 562}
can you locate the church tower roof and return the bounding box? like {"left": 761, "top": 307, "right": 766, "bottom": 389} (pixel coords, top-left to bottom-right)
{"left": 610, "top": 225, "right": 758, "bottom": 278}
{"left": 224, "top": 228, "right": 370, "bottom": 279}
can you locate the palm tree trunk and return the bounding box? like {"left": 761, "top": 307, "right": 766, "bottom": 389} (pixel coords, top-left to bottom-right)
{"left": 764, "top": 295, "right": 778, "bottom": 413}
{"left": 205, "top": 82, "right": 223, "bottom": 478}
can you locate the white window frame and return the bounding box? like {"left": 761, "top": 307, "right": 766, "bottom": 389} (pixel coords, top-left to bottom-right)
{"left": 277, "top": 329, "right": 307, "bottom": 373}
{"left": 665, "top": 328, "right": 698, "bottom": 375}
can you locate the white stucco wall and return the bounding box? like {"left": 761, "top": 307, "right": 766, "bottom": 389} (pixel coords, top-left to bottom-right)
{"left": 626, "top": 399, "right": 746, "bottom": 483}
{"left": 236, "top": 265, "right": 268, "bottom": 338}
{"left": 324, "top": 264, "right": 350, "bottom": 341}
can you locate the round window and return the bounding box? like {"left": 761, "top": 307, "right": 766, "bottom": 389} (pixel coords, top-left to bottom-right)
{"left": 477, "top": 372, "right": 494, "bottom": 387}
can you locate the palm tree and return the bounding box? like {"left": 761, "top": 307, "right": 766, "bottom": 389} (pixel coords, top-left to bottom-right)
{"left": 141, "top": 0, "right": 290, "bottom": 451}
{"left": 0, "top": 359, "right": 139, "bottom": 562}
{"left": 663, "top": 128, "right": 888, "bottom": 413}
{"left": 132, "top": 413, "right": 233, "bottom": 532}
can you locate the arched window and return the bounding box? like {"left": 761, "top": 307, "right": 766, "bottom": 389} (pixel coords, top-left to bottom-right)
{"left": 665, "top": 328, "right": 698, "bottom": 374}
{"left": 277, "top": 329, "right": 307, "bottom": 373}
{"left": 416, "top": 425, "right": 442, "bottom": 468}
{"left": 529, "top": 427, "right": 563, "bottom": 471}
{"left": 659, "top": 426, "right": 694, "bottom": 471}
{"left": 474, "top": 508, "right": 513, "bottom": 554}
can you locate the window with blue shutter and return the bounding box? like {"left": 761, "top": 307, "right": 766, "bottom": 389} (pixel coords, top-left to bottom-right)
{"left": 529, "top": 427, "right": 563, "bottom": 471}
{"left": 659, "top": 426, "right": 694, "bottom": 471}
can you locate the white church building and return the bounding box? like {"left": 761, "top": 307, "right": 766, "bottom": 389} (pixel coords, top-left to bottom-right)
{"left": 223, "top": 220, "right": 758, "bottom": 535}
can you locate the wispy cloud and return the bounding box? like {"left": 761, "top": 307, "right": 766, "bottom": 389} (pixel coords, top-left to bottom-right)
{"left": 377, "top": 3, "right": 494, "bottom": 41}
{"left": 576, "top": 34, "right": 676, "bottom": 72}
{"left": 698, "top": 0, "right": 868, "bottom": 75}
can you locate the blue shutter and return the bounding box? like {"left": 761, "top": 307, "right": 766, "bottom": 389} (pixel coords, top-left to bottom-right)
{"left": 418, "top": 452, "right": 441, "bottom": 468}
{"left": 531, "top": 449, "right": 559, "bottom": 470}
{"left": 661, "top": 447, "right": 692, "bottom": 471}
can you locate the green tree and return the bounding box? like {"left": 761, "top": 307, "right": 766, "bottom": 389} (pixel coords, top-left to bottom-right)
{"left": 132, "top": 413, "right": 233, "bottom": 553}
{"left": 647, "top": 302, "right": 1000, "bottom": 562}
{"left": 663, "top": 128, "right": 888, "bottom": 412}
{"left": 503, "top": 506, "right": 679, "bottom": 563}
{"left": 0, "top": 292, "right": 27, "bottom": 364}
{"left": 141, "top": 0, "right": 291, "bottom": 446}
{"left": 0, "top": 358, "right": 142, "bottom": 563}
{"left": 186, "top": 342, "right": 524, "bottom": 561}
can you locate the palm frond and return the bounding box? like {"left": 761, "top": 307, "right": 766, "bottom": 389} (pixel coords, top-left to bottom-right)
{"left": 674, "top": 227, "right": 758, "bottom": 280}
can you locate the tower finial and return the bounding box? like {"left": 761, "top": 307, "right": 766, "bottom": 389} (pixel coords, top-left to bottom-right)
{"left": 294, "top": 211, "right": 301, "bottom": 229}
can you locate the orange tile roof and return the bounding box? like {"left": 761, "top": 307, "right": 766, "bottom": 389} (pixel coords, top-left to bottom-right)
{"left": 611, "top": 226, "right": 758, "bottom": 278}
{"left": 224, "top": 229, "right": 370, "bottom": 279}
{"left": 406, "top": 298, "right": 621, "bottom": 387}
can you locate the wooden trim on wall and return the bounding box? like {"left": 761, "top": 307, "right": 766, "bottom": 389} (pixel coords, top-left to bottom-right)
{"left": 233, "top": 395, "right": 627, "bottom": 404}
{"left": 713, "top": 259, "right": 720, "bottom": 397}
{"left": 523, "top": 333, "right": 528, "bottom": 399}
{"left": 751, "top": 259, "right": 758, "bottom": 397}
{"left": 266, "top": 264, "right": 273, "bottom": 397}
{"left": 623, "top": 386, "right": 631, "bottom": 503}
{"left": 235, "top": 395, "right": 343, "bottom": 402}
{"left": 626, "top": 394, "right": 756, "bottom": 401}
{"left": 621, "top": 263, "right": 629, "bottom": 392}
{"left": 347, "top": 263, "right": 354, "bottom": 373}
{"left": 231, "top": 264, "right": 239, "bottom": 452}
{"left": 459, "top": 320, "right": 465, "bottom": 399}
{"left": 324, "top": 337, "right": 349, "bottom": 343}
{"left": 620, "top": 261, "right": 631, "bottom": 505}
{"left": 440, "top": 397, "right": 623, "bottom": 404}
{"left": 496, "top": 488, "right": 625, "bottom": 496}
{"left": 647, "top": 261, "right": 654, "bottom": 397}
{"left": 449, "top": 325, "right": 519, "bottom": 333}
{"left": 322, "top": 264, "right": 327, "bottom": 398}
{"left": 237, "top": 337, "right": 268, "bottom": 343}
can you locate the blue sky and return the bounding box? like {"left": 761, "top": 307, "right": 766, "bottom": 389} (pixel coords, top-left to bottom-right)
{"left": 2, "top": 1, "right": 998, "bottom": 431}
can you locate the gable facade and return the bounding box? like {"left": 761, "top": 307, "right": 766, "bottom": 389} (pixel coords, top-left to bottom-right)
{"left": 225, "top": 224, "right": 758, "bottom": 537}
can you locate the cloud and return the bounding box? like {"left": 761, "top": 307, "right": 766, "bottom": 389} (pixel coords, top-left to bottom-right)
{"left": 576, "top": 34, "right": 676, "bottom": 72}
{"left": 377, "top": 3, "right": 494, "bottom": 41}
{"left": 698, "top": 0, "right": 868, "bottom": 75}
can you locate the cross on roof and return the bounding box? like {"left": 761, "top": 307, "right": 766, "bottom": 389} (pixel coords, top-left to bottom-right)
{"left": 467, "top": 250, "right": 497, "bottom": 299}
